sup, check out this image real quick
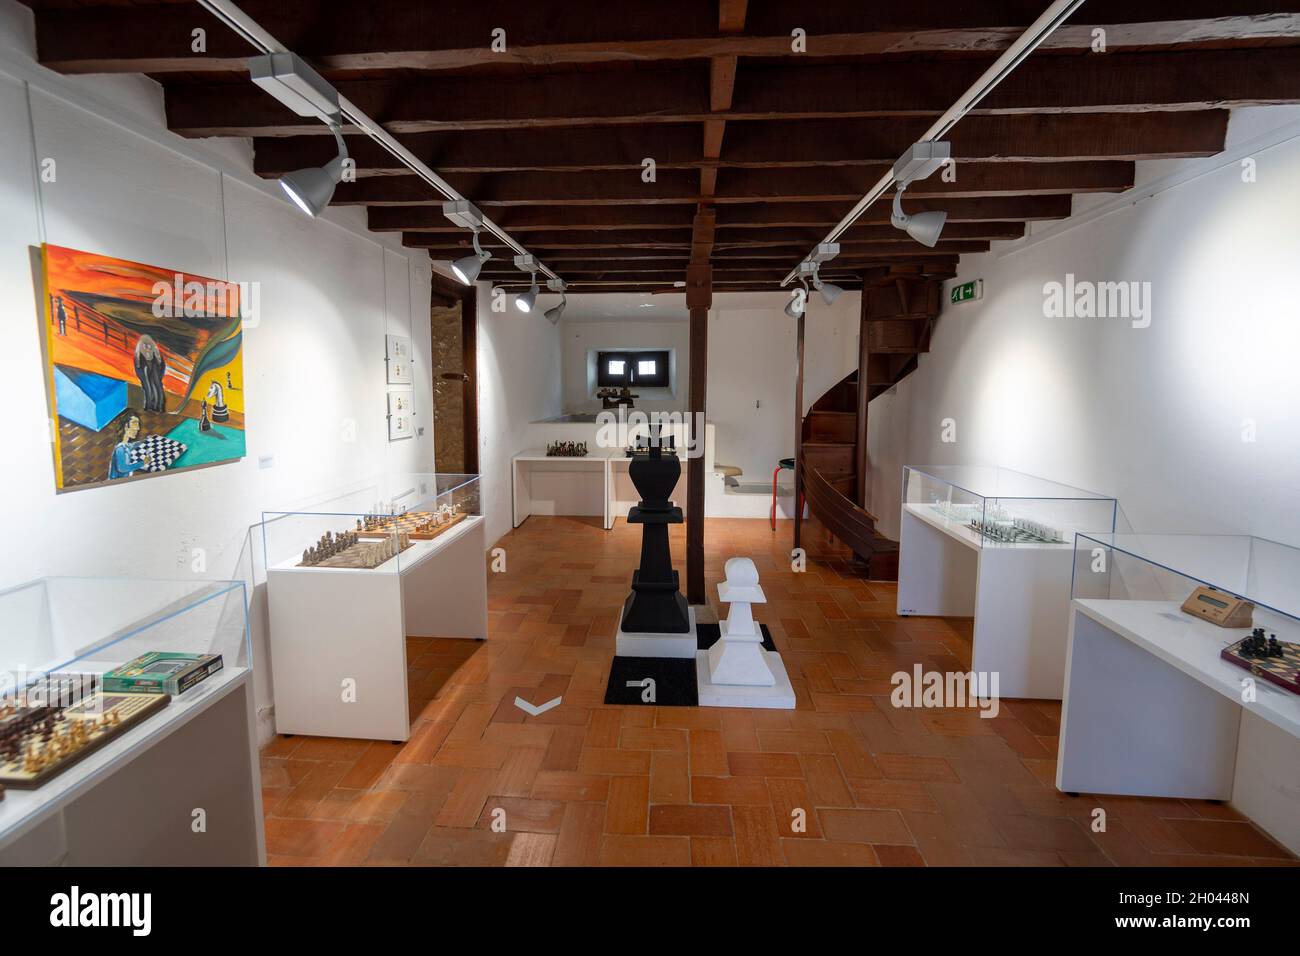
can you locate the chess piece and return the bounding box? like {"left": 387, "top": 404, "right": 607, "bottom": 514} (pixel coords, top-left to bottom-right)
{"left": 707, "top": 558, "right": 776, "bottom": 686}
{"left": 619, "top": 426, "right": 690, "bottom": 634}
{"left": 199, "top": 400, "right": 212, "bottom": 432}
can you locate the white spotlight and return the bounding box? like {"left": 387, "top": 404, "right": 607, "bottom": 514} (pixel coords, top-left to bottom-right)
{"left": 516, "top": 276, "right": 539, "bottom": 312}
{"left": 278, "top": 125, "right": 348, "bottom": 217}
{"left": 450, "top": 228, "right": 491, "bottom": 285}
{"left": 891, "top": 184, "right": 947, "bottom": 248}
{"left": 814, "top": 275, "right": 844, "bottom": 305}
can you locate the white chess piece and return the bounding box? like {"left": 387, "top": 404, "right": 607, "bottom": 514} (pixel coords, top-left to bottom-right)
{"left": 707, "top": 557, "right": 776, "bottom": 686}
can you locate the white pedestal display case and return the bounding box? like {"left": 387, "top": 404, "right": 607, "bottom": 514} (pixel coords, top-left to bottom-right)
{"left": 0, "top": 577, "right": 263, "bottom": 866}
{"left": 1059, "top": 533, "right": 1300, "bottom": 856}
{"left": 897, "top": 465, "right": 1117, "bottom": 699}
{"left": 264, "top": 473, "right": 487, "bottom": 743}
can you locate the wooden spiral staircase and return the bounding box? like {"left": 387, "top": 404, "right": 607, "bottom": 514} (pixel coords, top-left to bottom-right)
{"left": 794, "top": 265, "right": 947, "bottom": 581}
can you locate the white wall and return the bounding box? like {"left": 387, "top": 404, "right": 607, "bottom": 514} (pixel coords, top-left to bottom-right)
{"left": 868, "top": 108, "right": 1300, "bottom": 547}
{"left": 560, "top": 319, "right": 689, "bottom": 415}
{"left": 708, "top": 291, "right": 861, "bottom": 482}
{"left": 0, "top": 17, "right": 434, "bottom": 742}
{"left": 474, "top": 280, "right": 563, "bottom": 547}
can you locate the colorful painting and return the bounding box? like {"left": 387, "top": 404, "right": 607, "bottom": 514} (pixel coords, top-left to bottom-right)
{"left": 41, "top": 244, "right": 246, "bottom": 491}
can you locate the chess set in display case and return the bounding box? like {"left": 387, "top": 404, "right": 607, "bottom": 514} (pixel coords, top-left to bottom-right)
{"left": 263, "top": 474, "right": 488, "bottom": 742}
{"left": 1064, "top": 532, "right": 1300, "bottom": 856}
{"left": 907, "top": 465, "right": 1117, "bottom": 549}
{"left": 897, "top": 465, "right": 1118, "bottom": 700}
{"left": 0, "top": 577, "right": 262, "bottom": 865}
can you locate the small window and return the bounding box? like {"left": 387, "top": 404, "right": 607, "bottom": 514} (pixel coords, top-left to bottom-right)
{"left": 597, "top": 350, "right": 671, "bottom": 389}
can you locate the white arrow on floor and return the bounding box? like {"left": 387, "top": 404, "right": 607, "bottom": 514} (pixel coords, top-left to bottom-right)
{"left": 513, "top": 695, "right": 562, "bottom": 717}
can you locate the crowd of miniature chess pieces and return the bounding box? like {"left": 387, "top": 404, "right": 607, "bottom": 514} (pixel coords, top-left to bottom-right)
{"left": 300, "top": 527, "right": 410, "bottom": 568}
{"left": 0, "top": 677, "right": 121, "bottom": 778}
{"left": 546, "top": 440, "right": 588, "bottom": 457}
{"left": 1239, "top": 627, "right": 1289, "bottom": 659}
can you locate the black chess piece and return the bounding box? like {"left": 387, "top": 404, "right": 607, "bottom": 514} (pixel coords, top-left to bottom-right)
{"left": 620, "top": 426, "right": 690, "bottom": 634}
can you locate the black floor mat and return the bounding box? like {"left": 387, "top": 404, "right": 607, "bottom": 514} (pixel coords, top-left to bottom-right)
{"left": 603, "top": 623, "right": 777, "bottom": 706}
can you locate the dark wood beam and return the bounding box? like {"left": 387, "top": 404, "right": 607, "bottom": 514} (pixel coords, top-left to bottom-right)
{"left": 34, "top": 3, "right": 1300, "bottom": 74}
{"left": 329, "top": 163, "right": 1132, "bottom": 206}
{"left": 415, "top": 228, "right": 1004, "bottom": 252}
{"left": 163, "top": 48, "right": 1300, "bottom": 136}
{"left": 373, "top": 198, "right": 1068, "bottom": 232}
{"left": 255, "top": 112, "right": 1230, "bottom": 177}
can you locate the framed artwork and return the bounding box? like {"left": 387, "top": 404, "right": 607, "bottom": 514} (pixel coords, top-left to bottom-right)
{"left": 387, "top": 388, "right": 414, "bottom": 441}
{"left": 40, "top": 244, "right": 247, "bottom": 491}
{"left": 386, "top": 334, "right": 412, "bottom": 384}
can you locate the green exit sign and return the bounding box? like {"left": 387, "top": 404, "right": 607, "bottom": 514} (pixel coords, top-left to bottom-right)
{"left": 950, "top": 279, "right": 983, "bottom": 304}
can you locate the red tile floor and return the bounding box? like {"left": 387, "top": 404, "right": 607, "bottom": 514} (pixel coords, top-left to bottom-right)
{"left": 261, "top": 517, "right": 1295, "bottom": 866}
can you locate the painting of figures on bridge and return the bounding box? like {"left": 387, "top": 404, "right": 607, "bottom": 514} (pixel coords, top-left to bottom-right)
{"left": 40, "top": 244, "right": 246, "bottom": 491}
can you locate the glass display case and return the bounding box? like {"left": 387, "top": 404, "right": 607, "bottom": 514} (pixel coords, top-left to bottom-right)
{"left": 1060, "top": 533, "right": 1300, "bottom": 855}
{"left": 263, "top": 473, "right": 488, "bottom": 742}
{"left": 0, "top": 577, "right": 257, "bottom": 860}
{"left": 903, "top": 465, "right": 1117, "bottom": 546}
{"left": 262, "top": 472, "right": 481, "bottom": 573}
{"left": 1072, "top": 532, "right": 1300, "bottom": 639}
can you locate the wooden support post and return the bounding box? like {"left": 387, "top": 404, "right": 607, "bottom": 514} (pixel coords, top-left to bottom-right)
{"left": 855, "top": 281, "right": 870, "bottom": 510}
{"left": 793, "top": 306, "right": 805, "bottom": 551}
{"left": 685, "top": 261, "right": 711, "bottom": 605}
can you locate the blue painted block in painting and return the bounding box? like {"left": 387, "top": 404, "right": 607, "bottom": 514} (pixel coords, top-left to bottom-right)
{"left": 54, "top": 364, "right": 127, "bottom": 432}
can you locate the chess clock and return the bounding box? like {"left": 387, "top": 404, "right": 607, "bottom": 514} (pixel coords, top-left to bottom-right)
{"left": 1181, "top": 586, "right": 1254, "bottom": 628}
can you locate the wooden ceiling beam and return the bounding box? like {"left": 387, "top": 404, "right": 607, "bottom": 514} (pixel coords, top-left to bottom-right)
{"left": 162, "top": 48, "right": 1300, "bottom": 136}
{"left": 31, "top": 2, "right": 1300, "bottom": 74}
{"left": 329, "top": 163, "right": 1132, "bottom": 206}
{"left": 253, "top": 111, "right": 1230, "bottom": 177}
{"left": 371, "top": 197, "right": 1068, "bottom": 232}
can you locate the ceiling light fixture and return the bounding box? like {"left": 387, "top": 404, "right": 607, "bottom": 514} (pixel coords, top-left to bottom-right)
{"left": 249, "top": 52, "right": 349, "bottom": 216}
{"left": 891, "top": 184, "right": 948, "bottom": 248}
{"left": 276, "top": 125, "right": 348, "bottom": 216}
{"left": 544, "top": 279, "right": 567, "bottom": 324}
{"left": 226, "top": 10, "right": 565, "bottom": 288}
{"left": 514, "top": 254, "right": 539, "bottom": 313}
{"left": 444, "top": 200, "right": 493, "bottom": 285}
{"left": 779, "top": 0, "right": 1086, "bottom": 285}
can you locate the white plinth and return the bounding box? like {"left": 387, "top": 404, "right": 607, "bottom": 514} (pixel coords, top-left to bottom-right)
{"left": 1058, "top": 599, "right": 1300, "bottom": 856}
{"left": 616, "top": 607, "right": 698, "bottom": 658}
{"left": 696, "top": 650, "right": 795, "bottom": 709}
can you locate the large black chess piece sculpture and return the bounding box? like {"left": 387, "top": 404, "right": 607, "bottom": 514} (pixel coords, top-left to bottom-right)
{"left": 620, "top": 429, "right": 690, "bottom": 634}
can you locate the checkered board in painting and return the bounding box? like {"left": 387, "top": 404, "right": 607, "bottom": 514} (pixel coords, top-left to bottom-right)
{"left": 129, "top": 434, "right": 188, "bottom": 472}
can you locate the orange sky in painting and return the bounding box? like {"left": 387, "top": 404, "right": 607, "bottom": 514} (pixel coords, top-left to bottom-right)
{"left": 43, "top": 244, "right": 244, "bottom": 413}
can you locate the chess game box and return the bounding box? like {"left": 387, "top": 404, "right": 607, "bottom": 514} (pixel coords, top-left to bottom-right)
{"left": 102, "top": 652, "right": 224, "bottom": 696}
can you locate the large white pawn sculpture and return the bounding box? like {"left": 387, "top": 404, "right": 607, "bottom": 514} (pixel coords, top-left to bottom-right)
{"left": 708, "top": 558, "right": 775, "bottom": 686}
{"left": 696, "top": 556, "right": 796, "bottom": 709}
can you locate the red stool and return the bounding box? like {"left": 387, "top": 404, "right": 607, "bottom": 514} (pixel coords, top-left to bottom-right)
{"left": 771, "top": 457, "right": 796, "bottom": 530}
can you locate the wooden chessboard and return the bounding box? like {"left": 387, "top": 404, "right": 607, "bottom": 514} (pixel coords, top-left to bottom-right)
{"left": 0, "top": 691, "right": 170, "bottom": 789}
{"left": 1221, "top": 635, "right": 1300, "bottom": 695}
{"left": 356, "top": 510, "right": 468, "bottom": 542}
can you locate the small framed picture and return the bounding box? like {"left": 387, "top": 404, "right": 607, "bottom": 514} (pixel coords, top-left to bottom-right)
{"left": 387, "top": 389, "right": 414, "bottom": 440}
{"left": 386, "top": 334, "right": 413, "bottom": 384}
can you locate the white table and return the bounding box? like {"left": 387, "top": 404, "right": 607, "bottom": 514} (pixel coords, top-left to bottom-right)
{"left": 1058, "top": 599, "right": 1300, "bottom": 855}
{"left": 512, "top": 450, "right": 612, "bottom": 530}
{"left": 267, "top": 515, "right": 487, "bottom": 742}
{"left": 0, "top": 666, "right": 264, "bottom": 865}
{"left": 896, "top": 502, "right": 1077, "bottom": 699}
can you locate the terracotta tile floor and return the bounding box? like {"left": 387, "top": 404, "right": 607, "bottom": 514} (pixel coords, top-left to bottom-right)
{"left": 261, "top": 516, "right": 1295, "bottom": 867}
